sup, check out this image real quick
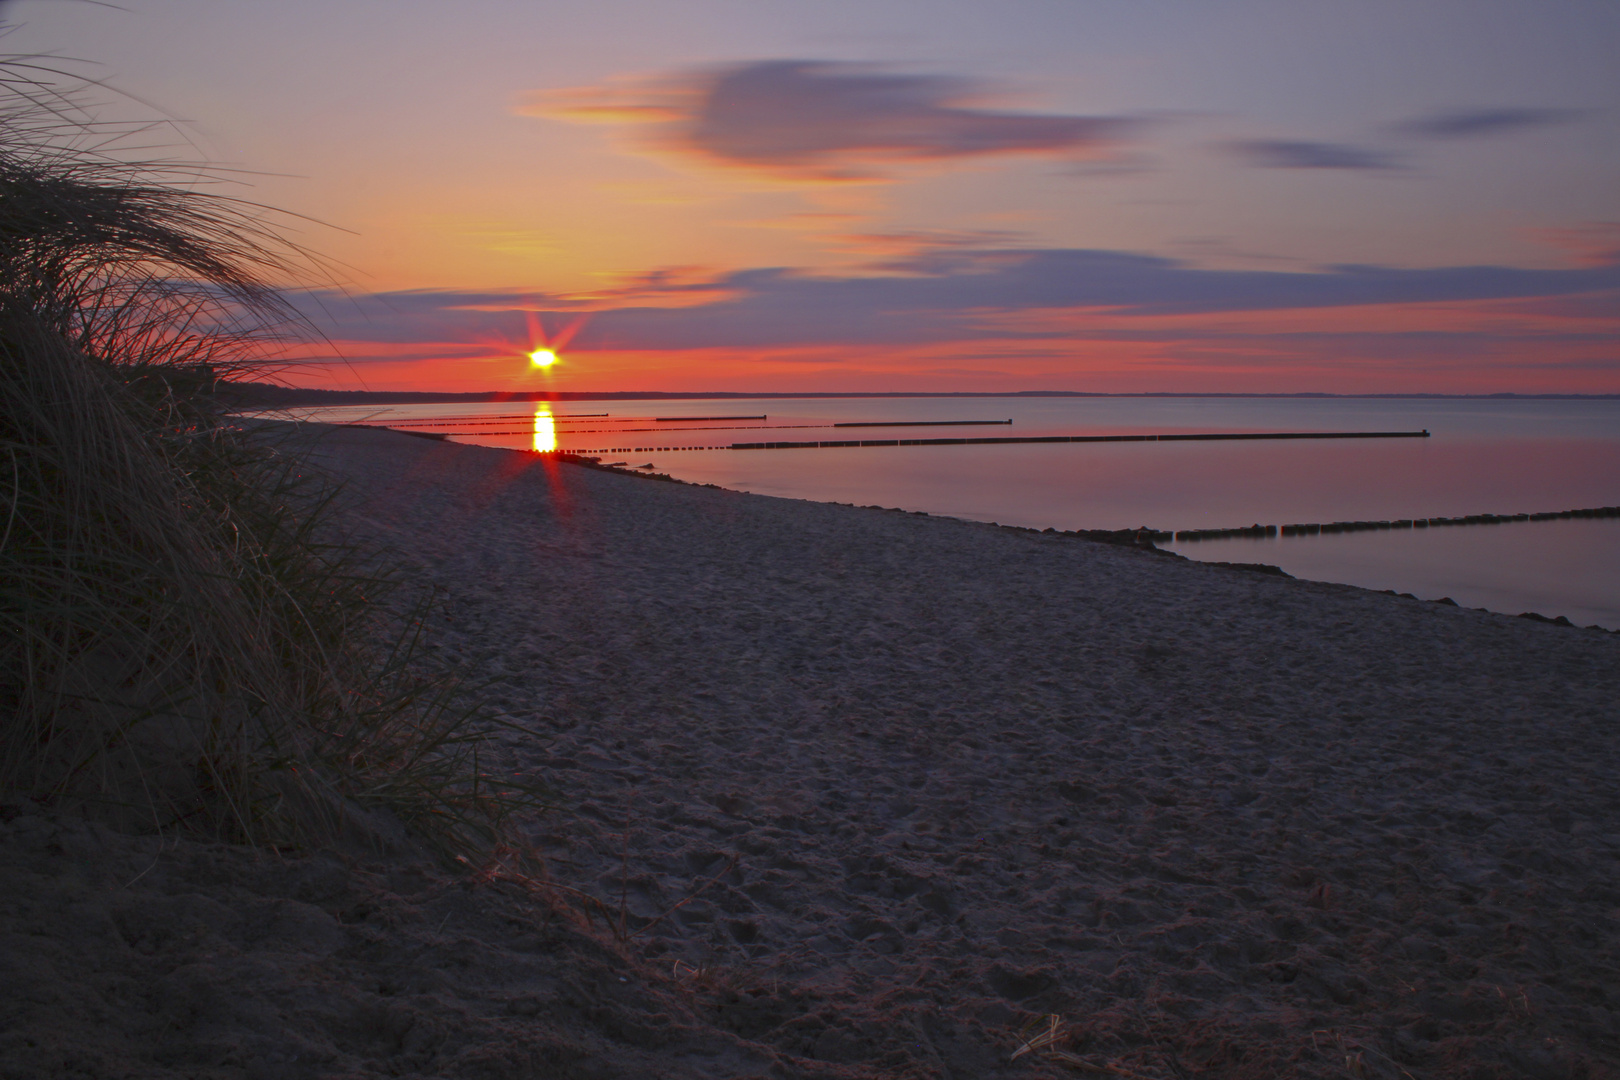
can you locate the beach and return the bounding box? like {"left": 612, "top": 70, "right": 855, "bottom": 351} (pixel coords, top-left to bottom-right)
{"left": 4, "top": 423, "right": 1618, "bottom": 1079}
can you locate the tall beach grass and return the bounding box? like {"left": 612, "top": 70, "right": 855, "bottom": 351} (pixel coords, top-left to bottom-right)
{"left": 0, "top": 51, "right": 543, "bottom": 855}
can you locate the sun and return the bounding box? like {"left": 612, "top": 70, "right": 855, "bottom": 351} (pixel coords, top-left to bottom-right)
{"left": 529, "top": 348, "right": 558, "bottom": 367}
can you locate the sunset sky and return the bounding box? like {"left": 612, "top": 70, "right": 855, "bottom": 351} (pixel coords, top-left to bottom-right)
{"left": 7, "top": 0, "right": 1619, "bottom": 393}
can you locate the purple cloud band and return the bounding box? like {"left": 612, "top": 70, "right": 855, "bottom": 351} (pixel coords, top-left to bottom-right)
{"left": 295, "top": 247, "right": 1620, "bottom": 354}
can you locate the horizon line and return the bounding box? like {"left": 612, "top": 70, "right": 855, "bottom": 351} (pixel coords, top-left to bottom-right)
{"left": 224, "top": 384, "right": 1620, "bottom": 404}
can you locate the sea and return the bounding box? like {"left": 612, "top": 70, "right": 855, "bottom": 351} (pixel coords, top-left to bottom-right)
{"left": 263, "top": 396, "right": 1620, "bottom": 629}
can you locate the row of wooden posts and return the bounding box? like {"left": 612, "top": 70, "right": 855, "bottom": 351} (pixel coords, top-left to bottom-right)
{"left": 1173, "top": 505, "right": 1620, "bottom": 542}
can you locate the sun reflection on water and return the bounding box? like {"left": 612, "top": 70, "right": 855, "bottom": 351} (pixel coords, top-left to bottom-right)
{"left": 533, "top": 404, "right": 557, "bottom": 453}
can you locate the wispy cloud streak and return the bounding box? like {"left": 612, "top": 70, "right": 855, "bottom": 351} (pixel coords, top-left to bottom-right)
{"left": 1224, "top": 139, "right": 1400, "bottom": 170}
{"left": 1395, "top": 108, "right": 1582, "bottom": 140}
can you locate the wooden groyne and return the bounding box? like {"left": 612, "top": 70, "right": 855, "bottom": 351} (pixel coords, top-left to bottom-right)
{"left": 1173, "top": 505, "right": 1620, "bottom": 542}
{"left": 1174, "top": 524, "right": 1276, "bottom": 541}
{"left": 831, "top": 419, "right": 1013, "bottom": 428}
{"left": 731, "top": 429, "right": 1430, "bottom": 451}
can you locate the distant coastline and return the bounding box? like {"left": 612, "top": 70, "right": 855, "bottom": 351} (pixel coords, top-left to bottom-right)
{"left": 223, "top": 382, "right": 1620, "bottom": 408}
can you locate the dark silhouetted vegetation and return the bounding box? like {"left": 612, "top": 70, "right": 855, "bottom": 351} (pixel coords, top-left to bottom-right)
{"left": 0, "top": 49, "right": 543, "bottom": 856}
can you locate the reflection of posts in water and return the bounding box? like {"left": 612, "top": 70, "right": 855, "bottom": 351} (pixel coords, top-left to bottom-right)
{"left": 532, "top": 405, "right": 557, "bottom": 453}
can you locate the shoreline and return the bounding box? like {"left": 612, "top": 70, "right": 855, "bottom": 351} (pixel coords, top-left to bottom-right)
{"left": 7, "top": 423, "right": 1618, "bottom": 1078}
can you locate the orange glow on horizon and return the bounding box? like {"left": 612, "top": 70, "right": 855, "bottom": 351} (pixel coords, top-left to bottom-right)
{"left": 284, "top": 288, "right": 1620, "bottom": 397}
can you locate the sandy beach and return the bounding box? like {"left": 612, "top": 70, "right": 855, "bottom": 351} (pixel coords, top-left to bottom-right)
{"left": 5, "top": 423, "right": 1618, "bottom": 1080}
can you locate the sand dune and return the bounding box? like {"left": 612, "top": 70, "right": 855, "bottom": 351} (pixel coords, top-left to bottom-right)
{"left": 6, "top": 423, "right": 1616, "bottom": 1079}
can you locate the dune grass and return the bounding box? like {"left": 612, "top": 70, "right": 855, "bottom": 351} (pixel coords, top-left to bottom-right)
{"left": 0, "top": 52, "right": 544, "bottom": 856}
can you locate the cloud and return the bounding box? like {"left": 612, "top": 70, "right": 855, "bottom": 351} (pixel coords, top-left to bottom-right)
{"left": 1395, "top": 108, "right": 1581, "bottom": 140}
{"left": 526, "top": 78, "right": 694, "bottom": 124}
{"left": 525, "top": 60, "right": 1141, "bottom": 181}
{"left": 1223, "top": 139, "right": 1399, "bottom": 170}
{"left": 296, "top": 247, "right": 1620, "bottom": 356}
{"left": 1221, "top": 109, "right": 1583, "bottom": 175}
{"left": 1532, "top": 221, "right": 1620, "bottom": 267}
{"left": 826, "top": 229, "right": 1026, "bottom": 273}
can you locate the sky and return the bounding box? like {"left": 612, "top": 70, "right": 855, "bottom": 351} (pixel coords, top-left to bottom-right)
{"left": 5, "top": 0, "right": 1619, "bottom": 393}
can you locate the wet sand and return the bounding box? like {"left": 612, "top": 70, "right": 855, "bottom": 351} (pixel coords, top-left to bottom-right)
{"left": 5, "top": 423, "right": 1617, "bottom": 1079}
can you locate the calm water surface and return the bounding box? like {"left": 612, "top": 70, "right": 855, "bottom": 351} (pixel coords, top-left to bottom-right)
{"left": 274, "top": 397, "right": 1620, "bottom": 628}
